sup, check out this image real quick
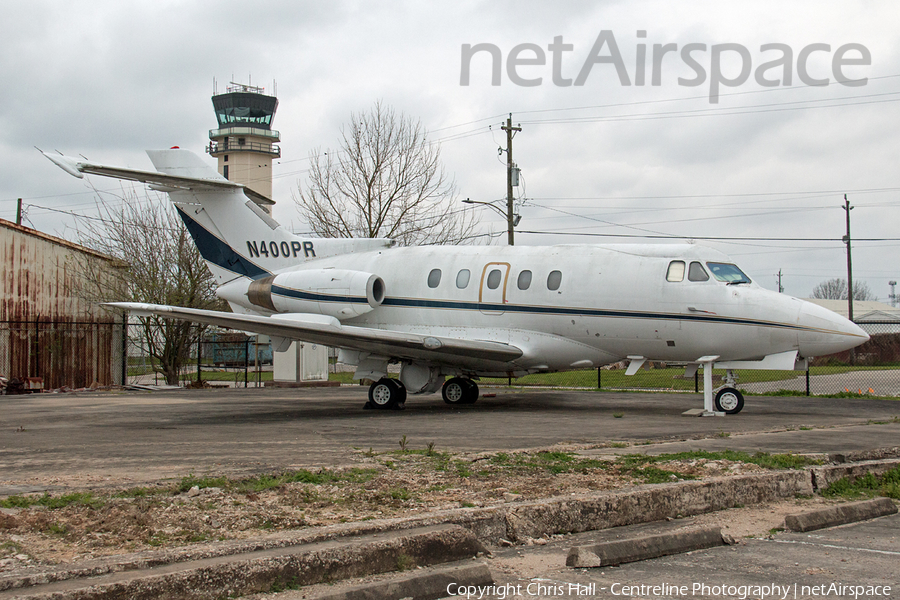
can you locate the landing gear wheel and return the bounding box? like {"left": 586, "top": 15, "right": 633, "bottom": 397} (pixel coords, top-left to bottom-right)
{"left": 442, "top": 378, "right": 466, "bottom": 404}
{"left": 367, "top": 378, "right": 406, "bottom": 409}
{"left": 442, "top": 377, "right": 478, "bottom": 405}
{"left": 715, "top": 387, "right": 744, "bottom": 414}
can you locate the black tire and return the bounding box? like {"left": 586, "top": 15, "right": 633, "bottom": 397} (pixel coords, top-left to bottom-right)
{"left": 442, "top": 378, "right": 467, "bottom": 404}
{"left": 715, "top": 387, "right": 744, "bottom": 414}
{"left": 460, "top": 379, "right": 479, "bottom": 404}
{"left": 368, "top": 378, "right": 403, "bottom": 409}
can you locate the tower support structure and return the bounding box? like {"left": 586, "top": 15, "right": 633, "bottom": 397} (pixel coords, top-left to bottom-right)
{"left": 207, "top": 82, "right": 280, "bottom": 209}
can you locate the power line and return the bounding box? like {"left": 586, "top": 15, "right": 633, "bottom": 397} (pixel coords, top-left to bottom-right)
{"left": 515, "top": 229, "right": 900, "bottom": 242}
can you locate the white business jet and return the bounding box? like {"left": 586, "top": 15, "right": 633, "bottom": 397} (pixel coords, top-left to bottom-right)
{"left": 45, "top": 149, "right": 868, "bottom": 414}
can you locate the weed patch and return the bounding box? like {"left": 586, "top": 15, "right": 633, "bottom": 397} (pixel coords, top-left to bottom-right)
{"left": 822, "top": 465, "right": 900, "bottom": 500}
{"left": 177, "top": 468, "right": 377, "bottom": 494}
{"left": 615, "top": 450, "right": 821, "bottom": 471}
{"left": 0, "top": 492, "right": 103, "bottom": 511}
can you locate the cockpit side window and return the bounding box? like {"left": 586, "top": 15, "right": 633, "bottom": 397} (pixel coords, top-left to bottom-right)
{"left": 666, "top": 261, "right": 685, "bottom": 282}
{"left": 707, "top": 262, "right": 751, "bottom": 284}
{"left": 688, "top": 261, "right": 710, "bottom": 282}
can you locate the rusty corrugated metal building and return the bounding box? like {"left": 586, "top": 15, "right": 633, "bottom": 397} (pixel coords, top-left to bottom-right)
{"left": 0, "top": 218, "right": 127, "bottom": 389}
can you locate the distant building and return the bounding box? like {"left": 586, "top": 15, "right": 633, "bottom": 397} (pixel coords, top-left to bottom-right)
{"left": 806, "top": 299, "right": 900, "bottom": 334}
{"left": 0, "top": 218, "right": 128, "bottom": 388}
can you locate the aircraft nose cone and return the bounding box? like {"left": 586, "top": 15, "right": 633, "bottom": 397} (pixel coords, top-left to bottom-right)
{"left": 797, "top": 301, "right": 869, "bottom": 358}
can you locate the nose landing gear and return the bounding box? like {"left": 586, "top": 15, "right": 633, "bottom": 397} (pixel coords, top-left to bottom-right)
{"left": 714, "top": 387, "right": 744, "bottom": 414}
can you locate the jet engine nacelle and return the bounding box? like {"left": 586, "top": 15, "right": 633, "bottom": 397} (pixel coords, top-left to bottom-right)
{"left": 246, "top": 269, "right": 385, "bottom": 319}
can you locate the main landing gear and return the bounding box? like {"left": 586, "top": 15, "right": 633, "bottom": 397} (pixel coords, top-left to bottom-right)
{"left": 364, "top": 376, "right": 480, "bottom": 409}
{"left": 442, "top": 377, "right": 479, "bottom": 405}
{"left": 365, "top": 378, "right": 407, "bottom": 410}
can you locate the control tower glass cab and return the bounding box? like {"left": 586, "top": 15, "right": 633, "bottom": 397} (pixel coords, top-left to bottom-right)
{"left": 207, "top": 82, "right": 280, "bottom": 206}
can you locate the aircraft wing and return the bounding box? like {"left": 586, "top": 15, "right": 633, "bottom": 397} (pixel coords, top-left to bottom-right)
{"left": 107, "top": 302, "right": 524, "bottom": 367}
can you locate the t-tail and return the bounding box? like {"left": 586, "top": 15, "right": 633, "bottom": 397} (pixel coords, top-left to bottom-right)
{"left": 44, "top": 148, "right": 394, "bottom": 288}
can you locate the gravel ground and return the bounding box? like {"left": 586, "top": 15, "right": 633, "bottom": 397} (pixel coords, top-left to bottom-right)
{"left": 0, "top": 443, "right": 834, "bottom": 573}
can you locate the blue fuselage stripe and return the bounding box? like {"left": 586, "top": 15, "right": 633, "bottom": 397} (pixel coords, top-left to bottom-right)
{"left": 271, "top": 286, "right": 804, "bottom": 332}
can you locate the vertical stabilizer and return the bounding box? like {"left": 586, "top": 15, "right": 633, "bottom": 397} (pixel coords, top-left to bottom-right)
{"left": 145, "top": 150, "right": 393, "bottom": 284}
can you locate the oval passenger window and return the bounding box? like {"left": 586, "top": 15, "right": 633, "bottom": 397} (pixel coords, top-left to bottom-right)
{"left": 547, "top": 270, "right": 562, "bottom": 291}
{"left": 517, "top": 270, "right": 532, "bottom": 290}
{"left": 456, "top": 269, "right": 470, "bottom": 289}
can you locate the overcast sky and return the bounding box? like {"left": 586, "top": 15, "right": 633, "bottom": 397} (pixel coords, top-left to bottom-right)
{"left": 2, "top": 0, "right": 898, "bottom": 300}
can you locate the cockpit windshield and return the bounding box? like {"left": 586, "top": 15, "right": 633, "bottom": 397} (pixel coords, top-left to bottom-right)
{"left": 706, "top": 262, "right": 751, "bottom": 284}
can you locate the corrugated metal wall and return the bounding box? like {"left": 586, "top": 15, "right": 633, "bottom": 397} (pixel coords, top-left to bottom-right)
{"left": 0, "top": 219, "right": 126, "bottom": 388}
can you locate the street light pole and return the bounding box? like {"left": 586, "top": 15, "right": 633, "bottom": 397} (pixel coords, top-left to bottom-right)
{"left": 462, "top": 198, "right": 520, "bottom": 238}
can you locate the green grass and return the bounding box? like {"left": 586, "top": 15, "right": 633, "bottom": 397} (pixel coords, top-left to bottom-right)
{"left": 478, "top": 365, "right": 900, "bottom": 394}
{"left": 487, "top": 451, "right": 608, "bottom": 475}
{"left": 627, "top": 466, "right": 695, "bottom": 483}
{"left": 821, "top": 465, "right": 900, "bottom": 500}
{"left": 177, "top": 468, "right": 378, "bottom": 494}
{"left": 0, "top": 492, "right": 104, "bottom": 510}
{"left": 609, "top": 449, "right": 821, "bottom": 483}
{"left": 615, "top": 450, "right": 822, "bottom": 470}
{"left": 112, "top": 486, "right": 169, "bottom": 499}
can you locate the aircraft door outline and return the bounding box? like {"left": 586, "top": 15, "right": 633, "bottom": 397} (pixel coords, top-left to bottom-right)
{"left": 479, "top": 262, "right": 510, "bottom": 315}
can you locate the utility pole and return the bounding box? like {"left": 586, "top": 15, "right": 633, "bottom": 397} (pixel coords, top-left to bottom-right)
{"left": 776, "top": 269, "right": 784, "bottom": 293}
{"left": 842, "top": 194, "right": 854, "bottom": 322}
{"left": 16, "top": 198, "right": 22, "bottom": 225}
{"left": 500, "top": 114, "right": 521, "bottom": 246}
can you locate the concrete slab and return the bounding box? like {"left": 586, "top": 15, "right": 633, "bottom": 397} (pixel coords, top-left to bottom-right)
{"left": 303, "top": 562, "right": 493, "bottom": 600}
{"left": 0, "top": 525, "right": 486, "bottom": 600}
{"left": 566, "top": 526, "right": 725, "bottom": 567}
{"left": 784, "top": 497, "right": 898, "bottom": 532}
{"left": 482, "top": 513, "right": 900, "bottom": 599}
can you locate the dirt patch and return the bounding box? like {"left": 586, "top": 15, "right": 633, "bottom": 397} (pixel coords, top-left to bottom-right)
{"left": 0, "top": 446, "right": 829, "bottom": 570}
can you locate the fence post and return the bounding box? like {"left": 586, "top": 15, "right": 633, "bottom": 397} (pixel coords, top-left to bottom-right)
{"left": 597, "top": 367, "right": 601, "bottom": 389}
{"left": 121, "top": 311, "right": 128, "bottom": 386}
{"left": 196, "top": 328, "right": 202, "bottom": 385}
{"left": 806, "top": 365, "right": 810, "bottom": 396}
{"left": 244, "top": 338, "right": 249, "bottom": 388}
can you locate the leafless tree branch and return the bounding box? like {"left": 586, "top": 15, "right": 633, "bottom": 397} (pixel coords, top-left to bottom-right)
{"left": 294, "top": 101, "right": 478, "bottom": 245}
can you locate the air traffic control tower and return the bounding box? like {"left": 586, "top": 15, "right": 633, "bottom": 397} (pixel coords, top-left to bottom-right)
{"left": 207, "top": 82, "right": 279, "bottom": 211}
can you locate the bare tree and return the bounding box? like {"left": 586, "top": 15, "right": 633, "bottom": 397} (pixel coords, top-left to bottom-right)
{"left": 74, "top": 187, "right": 224, "bottom": 385}
{"left": 811, "top": 278, "right": 874, "bottom": 301}
{"left": 295, "top": 101, "right": 477, "bottom": 245}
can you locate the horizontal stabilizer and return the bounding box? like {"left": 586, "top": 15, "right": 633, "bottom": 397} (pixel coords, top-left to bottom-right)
{"left": 44, "top": 151, "right": 243, "bottom": 190}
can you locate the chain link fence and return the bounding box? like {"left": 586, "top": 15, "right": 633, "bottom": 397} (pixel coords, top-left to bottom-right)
{"left": 0, "top": 319, "right": 125, "bottom": 391}
{"left": 481, "top": 322, "right": 900, "bottom": 398}
{"left": 126, "top": 328, "right": 277, "bottom": 388}
{"left": 3, "top": 318, "right": 898, "bottom": 397}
